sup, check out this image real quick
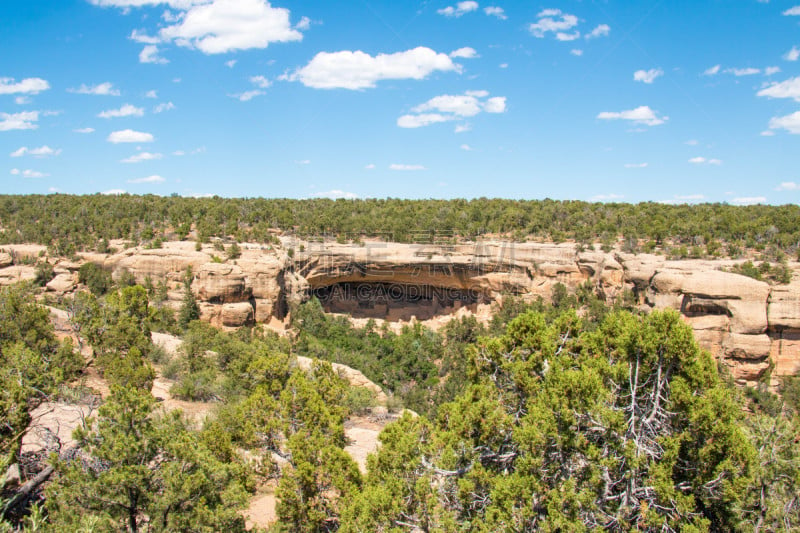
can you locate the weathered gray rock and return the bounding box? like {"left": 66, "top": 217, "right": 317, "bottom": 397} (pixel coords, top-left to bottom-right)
{"left": 46, "top": 272, "right": 77, "bottom": 293}
{"left": 221, "top": 302, "right": 254, "bottom": 327}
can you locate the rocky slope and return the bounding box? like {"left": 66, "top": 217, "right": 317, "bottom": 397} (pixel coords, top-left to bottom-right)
{"left": 2, "top": 240, "right": 799, "bottom": 385}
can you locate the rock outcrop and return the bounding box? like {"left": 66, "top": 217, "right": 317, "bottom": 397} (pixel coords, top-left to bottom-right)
{"left": 2, "top": 239, "right": 799, "bottom": 385}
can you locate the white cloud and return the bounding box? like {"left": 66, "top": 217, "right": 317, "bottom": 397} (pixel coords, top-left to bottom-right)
{"left": 633, "top": 68, "right": 663, "bottom": 84}
{"left": 127, "top": 175, "right": 165, "bottom": 183}
{"left": 624, "top": 162, "right": 648, "bottom": 168}
{"left": 312, "top": 189, "right": 358, "bottom": 199}
{"left": 397, "top": 113, "right": 454, "bottom": 128}
{"left": 159, "top": 0, "right": 304, "bottom": 54}
{"left": 225, "top": 59, "right": 237, "bottom": 68}
{"left": 153, "top": 101, "right": 175, "bottom": 113}
{"left": 688, "top": 156, "right": 722, "bottom": 165}
{"left": 498, "top": 62, "right": 508, "bottom": 68}
{"left": 364, "top": 164, "right": 375, "bottom": 170}
{"left": 765, "top": 66, "right": 781, "bottom": 76}
{"left": 703, "top": 64, "right": 721, "bottom": 76}
{"left": 761, "top": 130, "right": 775, "bottom": 136}
{"left": 122, "top": 151, "right": 163, "bottom": 163}
{"left": 776, "top": 181, "right": 800, "bottom": 191}
{"left": 399, "top": 91, "right": 506, "bottom": 128}
{"left": 229, "top": 90, "right": 264, "bottom": 101}
{"left": 783, "top": 6, "right": 800, "bottom": 15}
{"left": 0, "top": 77, "right": 50, "bottom": 95}
{"left": 725, "top": 67, "right": 760, "bottom": 76}
{"left": 785, "top": 46, "right": 800, "bottom": 62}
{"left": 556, "top": 31, "right": 580, "bottom": 41}
{"left": 768, "top": 111, "right": 800, "bottom": 134}
{"left": 250, "top": 75, "right": 271, "bottom": 88}
{"left": 389, "top": 164, "right": 425, "bottom": 171}
{"left": 145, "top": 90, "right": 158, "bottom": 98}
{"left": 0, "top": 111, "right": 39, "bottom": 131}
{"left": 455, "top": 123, "right": 471, "bottom": 133}
{"left": 98, "top": 104, "right": 145, "bottom": 118}
{"left": 460, "top": 144, "right": 472, "bottom": 151}
{"left": 484, "top": 6, "right": 506, "bottom": 19}
{"left": 15, "top": 96, "right": 32, "bottom": 105}
{"left": 10, "top": 145, "right": 61, "bottom": 158}
{"left": 570, "top": 49, "right": 583, "bottom": 56}
{"left": 758, "top": 76, "right": 800, "bottom": 101}
{"left": 69, "top": 82, "right": 120, "bottom": 96}
{"left": 102, "top": 189, "right": 127, "bottom": 195}
{"left": 295, "top": 159, "right": 310, "bottom": 165}
{"left": 450, "top": 47, "right": 478, "bottom": 59}
{"left": 129, "top": 29, "right": 161, "bottom": 44}
{"left": 685, "top": 139, "right": 698, "bottom": 145}
{"left": 732, "top": 196, "right": 766, "bottom": 205}
{"left": 10, "top": 168, "right": 48, "bottom": 178}
{"left": 107, "top": 129, "right": 154, "bottom": 143}
{"left": 592, "top": 193, "right": 624, "bottom": 201}
{"left": 139, "top": 44, "right": 169, "bottom": 64}
{"left": 295, "top": 16, "right": 310, "bottom": 31}
{"left": 585, "top": 24, "right": 610, "bottom": 39}
{"left": 529, "top": 9, "right": 579, "bottom": 38}
{"left": 597, "top": 105, "right": 667, "bottom": 126}
{"left": 287, "top": 47, "right": 459, "bottom": 90}
{"left": 438, "top": 1, "right": 479, "bottom": 17}
{"left": 74, "top": 127, "right": 95, "bottom": 134}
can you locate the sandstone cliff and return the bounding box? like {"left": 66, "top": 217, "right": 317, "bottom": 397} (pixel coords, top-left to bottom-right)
{"left": 2, "top": 239, "right": 798, "bottom": 385}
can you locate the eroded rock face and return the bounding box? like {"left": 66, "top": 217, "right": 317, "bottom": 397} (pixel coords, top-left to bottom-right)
{"left": 3, "top": 239, "right": 799, "bottom": 385}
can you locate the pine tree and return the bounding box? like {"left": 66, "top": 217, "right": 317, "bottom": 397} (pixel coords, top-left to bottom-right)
{"left": 178, "top": 267, "right": 199, "bottom": 330}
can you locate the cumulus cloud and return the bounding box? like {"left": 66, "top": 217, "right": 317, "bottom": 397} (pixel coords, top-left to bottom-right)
{"left": 768, "top": 111, "right": 800, "bottom": 134}
{"left": 139, "top": 44, "right": 169, "bottom": 64}
{"left": 484, "top": 6, "right": 506, "bottom": 19}
{"left": 0, "top": 77, "right": 50, "bottom": 95}
{"left": 688, "top": 156, "right": 722, "bottom": 165}
{"left": 10, "top": 145, "right": 61, "bottom": 158}
{"left": 389, "top": 164, "right": 425, "bottom": 171}
{"left": 250, "top": 75, "right": 271, "bottom": 88}
{"left": 765, "top": 66, "right": 781, "bottom": 76}
{"left": 783, "top": 6, "right": 800, "bottom": 15}
{"left": 460, "top": 144, "right": 472, "bottom": 151}
{"left": 570, "top": 49, "right": 583, "bottom": 56}
{"left": 98, "top": 104, "right": 145, "bottom": 118}
{"left": 529, "top": 9, "right": 578, "bottom": 38}
{"left": 127, "top": 175, "right": 165, "bottom": 183}
{"left": 585, "top": 24, "right": 610, "bottom": 39}
{"left": 398, "top": 91, "right": 506, "bottom": 128}
{"left": 225, "top": 59, "right": 237, "bottom": 68}
{"left": 758, "top": 76, "right": 800, "bottom": 101}
{"left": 121, "top": 152, "right": 163, "bottom": 163}
{"left": 69, "top": 82, "right": 120, "bottom": 96}
{"left": 286, "top": 47, "right": 459, "bottom": 90}
{"left": 10, "top": 168, "right": 48, "bottom": 178}
{"left": 153, "top": 102, "right": 175, "bottom": 113}
{"left": 438, "top": 1, "right": 479, "bottom": 17}
{"left": 145, "top": 90, "right": 158, "bottom": 98}
{"left": 364, "top": 164, "right": 375, "bottom": 170}
{"left": 633, "top": 68, "right": 663, "bottom": 84}
{"left": 159, "top": 0, "right": 304, "bottom": 54}
{"left": 74, "top": 127, "right": 95, "bottom": 133}
{"left": 90, "top": 0, "right": 211, "bottom": 8}
{"left": 312, "top": 189, "right": 358, "bottom": 199}
{"left": 454, "top": 123, "right": 471, "bottom": 133}
{"left": 732, "top": 196, "right": 766, "bottom": 205}
{"left": 776, "top": 181, "right": 800, "bottom": 191}
{"left": 597, "top": 106, "right": 667, "bottom": 126}
{"left": 107, "top": 129, "right": 155, "bottom": 143}
{"left": 785, "top": 46, "right": 800, "bottom": 62}
{"left": 703, "top": 64, "right": 721, "bottom": 76}
{"left": 0, "top": 111, "right": 40, "bottom": 131}
{"left": 450, "top": 47, "right": 478, "bottom": 59}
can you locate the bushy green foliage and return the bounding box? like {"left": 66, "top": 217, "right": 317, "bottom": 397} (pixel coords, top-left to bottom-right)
{"left": 78, "top": 262, "right": 113, "bottom": 295}
{"left": 3, "top": 195, "right": 800, "bottom": 256}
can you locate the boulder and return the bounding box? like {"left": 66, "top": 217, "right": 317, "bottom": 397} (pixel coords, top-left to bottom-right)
{"left": 724, "top": 333, "right": 772, "bottom": 360}
{"left": 46, "top": 272, "right": 77, "bottom": 293}
{"left": 0, "top": 265, "right": 35, "bottom": 286}
{"left": 221, "top": 302, "right": 254, "bottom": 327}
{"left": 0, "top": 252, "right": 12, "bottom": 268}
{"left": 194, "top": 263, "right": 250, "bottom": 303}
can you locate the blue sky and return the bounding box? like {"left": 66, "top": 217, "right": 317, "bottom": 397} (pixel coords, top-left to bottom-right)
{"left": 1, "top": 0, "right": 799, "bottom": 203}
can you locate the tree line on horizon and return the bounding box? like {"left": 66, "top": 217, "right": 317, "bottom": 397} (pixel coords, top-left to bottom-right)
{"left": 1, "top": 195, "right": 799, "bottom": 258}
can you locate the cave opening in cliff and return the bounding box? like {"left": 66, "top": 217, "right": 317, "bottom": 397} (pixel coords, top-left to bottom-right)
{"left": 312, "top": 282, "right": 488, "bottom": 321}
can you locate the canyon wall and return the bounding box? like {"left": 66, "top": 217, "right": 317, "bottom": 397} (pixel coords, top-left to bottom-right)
{"left": 2, "top": 239, "right": 799, "bottom": 385}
